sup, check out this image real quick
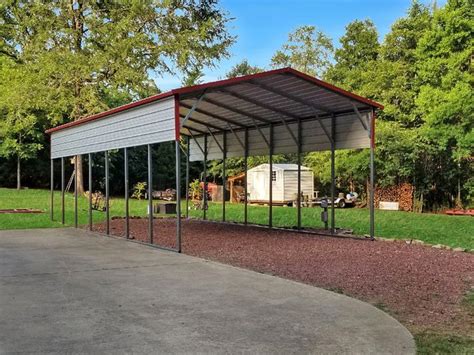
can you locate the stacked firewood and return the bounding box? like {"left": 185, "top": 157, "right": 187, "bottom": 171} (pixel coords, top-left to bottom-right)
{"left": 374, "top": 183, "right": 414, "bottom": 211}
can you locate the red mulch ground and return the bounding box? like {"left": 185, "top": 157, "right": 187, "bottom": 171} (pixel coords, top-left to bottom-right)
{"left": 93, "top": 218, "right": 473, "bottom": 335}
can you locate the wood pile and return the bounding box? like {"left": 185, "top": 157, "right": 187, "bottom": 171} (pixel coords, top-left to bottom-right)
{"left": 374, "top": 183, "right": 414, "bottom": 211}
{"left": 84, "top": 191, "right": 109, "bottom": 211}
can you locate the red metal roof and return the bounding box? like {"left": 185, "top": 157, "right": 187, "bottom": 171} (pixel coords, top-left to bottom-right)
{"left": 46, "top": 67, "right": 383, "bottom": 134}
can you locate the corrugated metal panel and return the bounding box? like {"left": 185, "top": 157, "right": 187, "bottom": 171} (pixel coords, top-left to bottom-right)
{"left": 189, "top": 112, "right": 370, "bottom": 161}
{"left": 51, "top": 97, "right": 175, "bottom": 159}
{"left": 283, "top": 170, "right": 314, "bottom": 201}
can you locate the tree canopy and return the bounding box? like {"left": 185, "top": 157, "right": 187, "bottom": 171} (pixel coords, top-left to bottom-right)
{"left": 0, "top": 0, "right": 471, "bottom": 209}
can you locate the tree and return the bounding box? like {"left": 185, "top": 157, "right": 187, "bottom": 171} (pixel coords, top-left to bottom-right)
{"left": 226, "top": 59, "right": 263, "bottom": 78}
{"left": 0, "top": 58, "right": 43, "bottom": 189}
{"left": 0, "top": 0, "right": 234, "bottom": 193}
{"left": 415, "top": 0, "right": 474, "bottom": 207}
{"left": 325, "top": 19, "right": 379, "bottom": 94}
{"left": 271, "top": 25, "right": 333, "bottom": 77}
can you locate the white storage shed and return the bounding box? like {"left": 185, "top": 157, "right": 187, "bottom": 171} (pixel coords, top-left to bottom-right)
{"left": 247, "top": 164, "right": 314, "bottom": 205}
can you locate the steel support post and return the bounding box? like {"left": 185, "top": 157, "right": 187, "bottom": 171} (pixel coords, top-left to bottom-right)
{"left": 369, "top": 111, "right": 376, "bottom": 240}
{"left": 330, "top": 115, "right": 336, "bottom": 234}
{"left": 244, "top": 128, "right": 249, "bottom": 224}
{"left": 61, "top": 157, "right": 65, "bottom": 224}
{"left": 297, "top": 119, "right": 302, "bottom": 230}
{"left": 50, "top": 159, "right": 54, "bottom": 221}
{"left": 88, "top": 154, "right": 92, "bottom": 231}
{"left": 222, "top": 131, "right": 227, "bottom": 222}
{"left": 203, "top": 135, "right": 208, "bottom": 220}
{"left": 105, "top": 151, "right": 110, "bottom": 235}
{"left": 147, "top": 144, "right": 153, "bottom": 244}
{"left": 269, "top": 124, "right": 273, "bottom": 228}
{"left": 185, "top": 136, "right": 190, "bottom": 218}
{"left": 74, "top": 156, "right": 78, "bottom": 228}
{"left": 175, "top": 140, "right": 182, "bottom": 252}
{"left": 124, "top": 148, "right": 129, "bottom": 239}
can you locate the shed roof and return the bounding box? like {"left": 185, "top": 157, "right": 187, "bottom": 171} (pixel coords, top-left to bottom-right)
{"left": 249, "top": 164, "right": 311, "bottom": 172}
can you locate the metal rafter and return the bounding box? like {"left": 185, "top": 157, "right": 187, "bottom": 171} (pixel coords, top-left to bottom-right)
{"left": 179, "top": 113, "right": 225, "bottom": 132}
{"left": 183, "top": 125, "right": 206, "bottom": 135}
{"left": 180, "top": 102, "right": 247, "bottom": 128}
{"left": 203, "top": 96, "right": 272, "bottom": 124}
{"left": 248, "top": 80, "right": 334, "bottom": 115}
{"left": 217, "top": 88, "right": 300, "bottom": 120}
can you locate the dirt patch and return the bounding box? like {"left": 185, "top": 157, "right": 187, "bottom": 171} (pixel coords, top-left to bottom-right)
{"left": 93, "top": 218, "right": 473, "bottom": 335}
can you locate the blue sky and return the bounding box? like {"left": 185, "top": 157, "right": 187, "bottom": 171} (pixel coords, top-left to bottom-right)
{"left": 155, "top": 0, "right": 440, "bottom": 91}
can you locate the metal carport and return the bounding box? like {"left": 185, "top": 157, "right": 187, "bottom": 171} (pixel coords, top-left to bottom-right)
{"left": 46, "top": 67, "right": 383, "bottom": 252}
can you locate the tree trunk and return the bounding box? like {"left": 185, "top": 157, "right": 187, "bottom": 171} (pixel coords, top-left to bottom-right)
{"left": 456, "top": 163, "right": 462, "bottom": 209}
{"left": 75, "top": 155, "right": 85, "bottom": 194}
{"left": 16, "top": 155, "right": 21, "bottom": 190}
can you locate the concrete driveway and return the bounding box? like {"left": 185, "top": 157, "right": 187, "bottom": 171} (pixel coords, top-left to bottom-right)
{"left": 0, "top": 228, "right": 414, "bottom": 354}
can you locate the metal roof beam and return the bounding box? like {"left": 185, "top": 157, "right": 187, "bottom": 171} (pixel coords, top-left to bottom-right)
{"left": 179, "top": 114, "right": 225, "bottom": 132}
{"left": 180, "top": 102, "right": 247, "bottom": 128}
{"left": 203, "top": 97, "right": 272, "bottom": 124}
{"left": 183, "top": 125, "right": 206, "bottom": 136}
{"left": 248, "top": 80, "right": 334, "bottom": 115}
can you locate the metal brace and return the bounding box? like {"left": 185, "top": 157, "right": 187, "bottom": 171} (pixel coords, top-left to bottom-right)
{"left": 180, "top": 91, "right": 206, "bottom": 128}
{"left": 351, "top": 102, "right": 368, "bottom": 132}
{"left": 188, "top": 130, "right": 205, "bottom": 156}
{"left": 313, "top": 110, "right": 333, "bottom": 145}
{"left": 227, "top": 123, "right": 245, "bottom": 150}
{"left": 251, "top": 118, "right": 270, "bottom": 147}
{"left": 279, "top": 116, "right": 298, "bottom": 145}
{"left": 207, "top": 127, "right": 224, "bottom": 153}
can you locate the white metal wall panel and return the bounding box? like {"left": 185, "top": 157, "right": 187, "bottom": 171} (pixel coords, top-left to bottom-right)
{"left": 189, "top": 112, "right": 370, "bottom": 161}
{"left": 283, "top": 170, "right": 314, "bottom": 201}
{"left": 51, "top": 98, "right": 176, "bottom": 158}
{"left": 246, "top": 166, "right": 313, "bottom": 203}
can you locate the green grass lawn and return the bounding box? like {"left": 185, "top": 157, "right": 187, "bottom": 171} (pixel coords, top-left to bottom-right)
{"left": 0, "top": 187, "right": 150, "bottom": 230}
{"left": 1, "top": 188, "right": 473, "bottom": 249}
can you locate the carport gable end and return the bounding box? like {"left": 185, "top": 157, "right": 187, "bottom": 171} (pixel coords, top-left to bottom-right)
{"left": 47, "top": 95, "right": 177, "bottom": 160}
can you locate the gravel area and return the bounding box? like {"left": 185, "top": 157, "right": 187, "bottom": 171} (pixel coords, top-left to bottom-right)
{"left": 94, "top": 218, "right": 473, "bottom": 335}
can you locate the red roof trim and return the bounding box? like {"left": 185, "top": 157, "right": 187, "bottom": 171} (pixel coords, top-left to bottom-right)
{"left": 46, "top": 67, "right": 383, "bottom": 134}
{"left": 174, "top": 94, "right": 180, "bottom": 141}
{"left": 172, "top": 67, "right": 291, "bottom": 96}
{"left": 284, "top": 68, "right": 384, "bottom": 110}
